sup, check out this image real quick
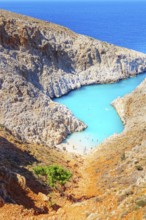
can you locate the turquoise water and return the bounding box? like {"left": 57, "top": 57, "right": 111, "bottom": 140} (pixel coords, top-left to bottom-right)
{"left": 1, "top": 1, "right": 146, "bottom": 151}
{"left": 55, "top": 73, "right": 146, "bottom": 151}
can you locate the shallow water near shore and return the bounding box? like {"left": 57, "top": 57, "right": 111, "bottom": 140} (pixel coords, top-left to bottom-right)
{"left": 55, "top": 73, "right": 146, "bottom": 153}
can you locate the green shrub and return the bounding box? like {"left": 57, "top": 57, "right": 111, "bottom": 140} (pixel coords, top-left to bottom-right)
{"left": 33, "top": 165, "right": 72, "bottom": 188}
{"left": 33, "top": 165, "right": 47, "bottom": 176}
{"left": 136, "top": 196, "right": 146, "bottom": 207}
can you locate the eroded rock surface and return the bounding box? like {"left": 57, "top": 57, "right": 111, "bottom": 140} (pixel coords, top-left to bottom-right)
{"left": 0, "top": 10, "right": 146, "bottom": 147}
{"left": 0, "top": 167, "right": 26, "bottom": 207}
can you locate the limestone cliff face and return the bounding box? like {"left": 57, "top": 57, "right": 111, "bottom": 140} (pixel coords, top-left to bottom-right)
{"left": 0, "top": 10, "right": 146, "bottom": 147}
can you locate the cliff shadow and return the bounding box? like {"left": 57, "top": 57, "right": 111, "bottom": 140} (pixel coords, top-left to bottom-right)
{"left": 0, "top": 135, "right": 50, "bottom": 213}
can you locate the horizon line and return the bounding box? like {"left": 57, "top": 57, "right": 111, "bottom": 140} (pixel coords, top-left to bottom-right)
{"left": 1, "top": 0, "right": 146, "bottom": 2}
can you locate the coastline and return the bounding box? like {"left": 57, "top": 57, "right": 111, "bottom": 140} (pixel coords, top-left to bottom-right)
{"left": 1, "top": 9, "right": 146, "bottom": 154}
{"left": 0, "top": 8, "right": 146, "bottom": 220}
{"left": 56, "top": 74, "right": 145, "bottom": 155}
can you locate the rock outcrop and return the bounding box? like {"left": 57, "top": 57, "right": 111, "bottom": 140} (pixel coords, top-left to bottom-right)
{"left": 0, "top": 10, "right": 146, "bottom": 147}
{"left": 0, "top": 167, "right": 26, "bottom": 207}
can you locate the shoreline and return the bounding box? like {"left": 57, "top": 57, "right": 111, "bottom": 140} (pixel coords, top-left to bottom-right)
{"left": 55, "top": 75, "right": 146, "bottom": 155}
{"left": 1, "top": 10, "right": 146, "bottom": 154}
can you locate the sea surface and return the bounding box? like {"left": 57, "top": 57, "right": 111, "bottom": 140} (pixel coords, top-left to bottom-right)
{"left": 55, "top": 73, "right": 146, "bottom": 152}
{"left": 1, "top": 1, "right": 146, "bottom": 151}
{"left": 1, "top": 1, "right": 146, "bottom": 53}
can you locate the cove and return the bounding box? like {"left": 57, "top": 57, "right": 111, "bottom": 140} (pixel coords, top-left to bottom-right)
{"left": 54, "top": 73, "right": 146, "bottom": 153}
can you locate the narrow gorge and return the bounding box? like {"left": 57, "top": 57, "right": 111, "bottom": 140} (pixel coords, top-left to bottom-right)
{"left": 0, "top": 10, "right": 146, "bottom": 220}
{"left": 0, "top": 10, "right": 146, "bottom": 149}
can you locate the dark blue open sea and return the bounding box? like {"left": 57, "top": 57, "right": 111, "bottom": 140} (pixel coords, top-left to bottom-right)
{"left": 1, "top": 1, "right": 146, "bottom": 53}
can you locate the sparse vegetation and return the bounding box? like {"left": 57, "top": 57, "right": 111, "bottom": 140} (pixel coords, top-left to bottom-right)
{"left": 135, "top": 165, "right": 143, "bottom": 171}
{"left": 0, "top": 124, "right": 5, "bottom": 129}
{"left": 121, "top": 152, "right": 126, "bottom": 161}
{"left": 33, "top": 165, "right": 72, "bottom": 188}
{"left": 135, "top": 196, "right": 146, "bottom": 207}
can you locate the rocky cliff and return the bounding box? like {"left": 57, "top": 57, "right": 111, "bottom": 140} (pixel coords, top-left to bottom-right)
{"left": 0, "top": 10, "right": 146, "bottom": 147}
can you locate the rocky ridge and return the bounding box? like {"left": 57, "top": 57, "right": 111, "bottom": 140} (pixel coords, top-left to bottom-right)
{"left": 0, "top": 10, "right": 146, "bottom": 147}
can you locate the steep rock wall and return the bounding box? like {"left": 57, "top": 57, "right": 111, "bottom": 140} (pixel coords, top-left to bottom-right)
{"left": 0, "top": 10, "right": 146, "bottom": 147}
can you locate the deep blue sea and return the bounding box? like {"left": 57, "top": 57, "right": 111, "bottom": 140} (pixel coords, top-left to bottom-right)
{"left": 1, "top": 1, "right": 146, "bottom": 52}
{"left": 1, "top": 1, "right": 146, "bottom": 152}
